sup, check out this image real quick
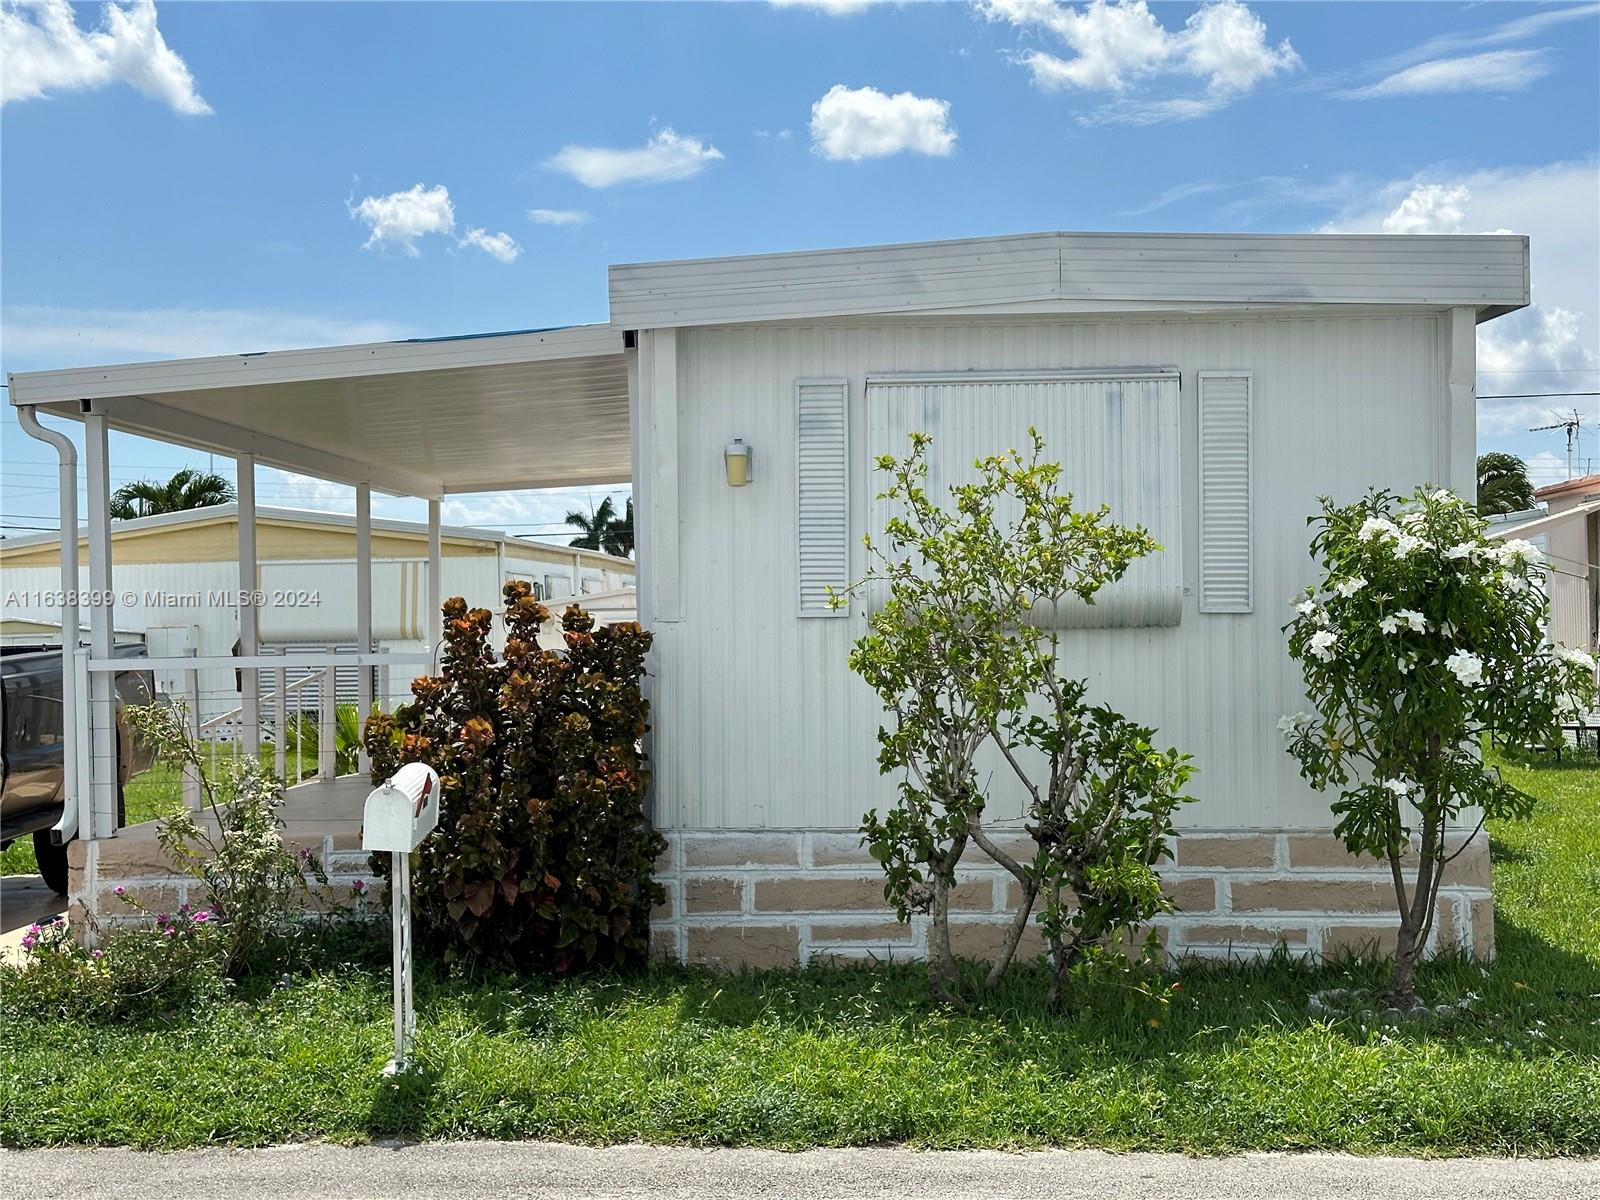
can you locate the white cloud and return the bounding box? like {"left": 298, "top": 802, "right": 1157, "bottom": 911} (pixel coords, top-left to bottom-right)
{"left": 546, "top": 127, "right": 724, "bottom": 188}
{"left": 1180, "top": 0, "right": 1300, "bottom": 93}
{"left": 981, "top": 0, "right": 1298, "bottom": 121}
{"left": 1, "top": 0, "right": 210, "bottom": 113}
{"left": 1345, "top": 49, "right": 1552, "bottom": 100}
{"left": 809, "top": 84, "right": 956, "bottom": 161}
{"left": 0, "top": 305, "right": 407, "bottom": 365}
{"left": 1378, "top": 183, "right": 1472, "bottom": 235}
{"left": 256, "top": 468, "right": 354, "bottom": 515}
{"left": 458, "top": 227, "right": 522, "bottom": 263}
{"left": 1324, "top": 161, "right": 1600, "bottom": 437}
{"left": 442, "top": 486, "right": 632, "bottom": 539}
{"left": 350, "top": 183, "right": 456, "bottom": 256}
{"left": 526, "top": 208, "right": 591, "bottom": 226}
{"left": 1522, "top": 451, "right": 1575, "bottom": 489}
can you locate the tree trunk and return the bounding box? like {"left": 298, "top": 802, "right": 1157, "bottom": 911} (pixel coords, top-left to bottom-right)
{"left": 1386, "top": 809, "right": 1443, "bottom": 1009}
{"left": 927, "top": 870, "right": 963, "bottom": 1008}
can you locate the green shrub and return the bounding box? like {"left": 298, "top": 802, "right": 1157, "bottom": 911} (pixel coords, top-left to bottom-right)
{"left": 3, "top": 909, "right": 230, "bottom": 1023}
{"left": 122, "top": 702, "right": 359, "bottom": 977}
{"left": 364, "top": 584, "right": 663, "bottom": 973}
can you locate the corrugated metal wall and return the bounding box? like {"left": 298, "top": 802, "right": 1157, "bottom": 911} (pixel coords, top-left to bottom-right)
{"left": 644, "top": 312, "right": 1453, "bottom": 832}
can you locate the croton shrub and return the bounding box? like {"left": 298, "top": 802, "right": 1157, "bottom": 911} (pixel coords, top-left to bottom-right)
{"left": 364, "top": 583, "right": 663, "bottom": 972}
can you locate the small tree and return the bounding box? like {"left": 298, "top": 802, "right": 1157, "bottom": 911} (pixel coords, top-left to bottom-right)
{"left": 1282, "top": 486, "right": 1596, "bottom": 1006}
{"left": 841, "top": 431, "right": 1192, "bottom": 1005}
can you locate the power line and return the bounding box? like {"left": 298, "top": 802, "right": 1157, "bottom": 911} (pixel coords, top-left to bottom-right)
{"left": 1480, "top": 391, "right": 1599, "bottom": 400}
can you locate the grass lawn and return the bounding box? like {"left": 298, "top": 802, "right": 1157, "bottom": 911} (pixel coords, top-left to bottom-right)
{"left": 2, "top": 750, "right": 1596, "bottom": 1154}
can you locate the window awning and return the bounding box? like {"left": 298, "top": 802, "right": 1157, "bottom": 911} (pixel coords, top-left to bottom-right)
{"left": 6, "top": 324, "right": 631, "bottom": 498}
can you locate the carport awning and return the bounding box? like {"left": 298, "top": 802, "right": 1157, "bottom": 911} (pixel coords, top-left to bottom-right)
{"left": 5, "top": 324, "right": 631, "bottom": 498}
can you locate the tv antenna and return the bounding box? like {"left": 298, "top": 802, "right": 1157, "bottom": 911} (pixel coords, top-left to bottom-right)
{"left": 1528, "top": 409, "right": 1585, "bottom": 479}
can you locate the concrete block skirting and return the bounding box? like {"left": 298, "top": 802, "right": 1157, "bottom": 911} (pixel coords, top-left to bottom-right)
{"left": 652, "top": 828, "right": 1497, "bottom": 970}
{"left": 65, "top": 831, "right": 379, "bottom": 939}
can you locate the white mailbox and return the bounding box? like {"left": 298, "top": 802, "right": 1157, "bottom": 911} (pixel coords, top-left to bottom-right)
{"left": 362, "top": 761, "right": 441, "bottom": 1075}
{"left": 362, "top": 762, "right": 441, "bottom": 853}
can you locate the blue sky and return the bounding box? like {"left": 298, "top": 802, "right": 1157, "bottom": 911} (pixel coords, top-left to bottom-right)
{"left": 2, "top": 0, "right": 1597, "bottom": 541}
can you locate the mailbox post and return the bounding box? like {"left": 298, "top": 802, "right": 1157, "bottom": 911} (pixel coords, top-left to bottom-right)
{"left": 362, "top": 761, "right": 441, "bottom": 1074}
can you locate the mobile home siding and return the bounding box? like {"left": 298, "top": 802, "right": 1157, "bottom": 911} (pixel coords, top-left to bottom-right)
{"left": 642, "top": 311, "right": 1453, "bottom": 833}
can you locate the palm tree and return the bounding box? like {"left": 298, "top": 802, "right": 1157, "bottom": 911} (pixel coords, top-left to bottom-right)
{"left": 566, "top": 496, "right": 633, "bottom": 557}
{"left": 275, "top": 703, "right": 362, "bottom": 778}
{"left": 109, "top": 468, "right": 235, "bottom": 520}
{"left": 606, "top": 497, "right": 634, "bottom": 558}
{"left": 1476, "top": 452, "right": 1536, "bottom": 516}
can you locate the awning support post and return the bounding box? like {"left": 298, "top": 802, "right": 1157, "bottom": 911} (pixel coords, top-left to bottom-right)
{"left": 427, "top": 499, "right": 443, "bottom": 657}
{"left": 83, "top": 411, "right": 118, "bottom": 839}
{"left": 356, "top": 483, "right": 373, "bottom": 774}
{"left": 237, "top": 452, "right": 260, "bottom": 756}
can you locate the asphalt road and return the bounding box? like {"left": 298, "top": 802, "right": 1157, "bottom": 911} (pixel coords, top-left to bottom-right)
{"left": 4, "top": 1143, "right": 1596, "bottom": 1199}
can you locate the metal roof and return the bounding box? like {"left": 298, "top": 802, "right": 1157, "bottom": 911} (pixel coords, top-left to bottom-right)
{"left": 7, "top": 324, "right": 630, "bottom": 498}
{"left": 609, "top": 230, "right": 1530, "bottom": 330}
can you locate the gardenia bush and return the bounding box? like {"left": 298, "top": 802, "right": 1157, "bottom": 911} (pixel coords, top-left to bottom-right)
{"left": 1282, "top": 485, "right": 1597, "bottom": 1006}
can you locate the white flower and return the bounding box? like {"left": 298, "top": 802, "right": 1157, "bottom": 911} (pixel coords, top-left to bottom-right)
{"left": 1497, "top": 539, "right": 1543, "bottom": 568}
{"left": 1359, "top": 517, "right": 1399, "bottom": 543}
{"left": 1399, "top": 511, "right": 1427, "bottom": 530}
{"left": 1397, "top": 657, "right": 1414, "bottom": 675}
{"left": 1443, "top": 542, "right": 1476, "bottom": 561}
{"left": 1379, "top": 778, "right": 1415, "bottom": 800}
{"left": 1555, "top": 645, "right": 1597, "bottom": 672}
{"left": 1428, "top": 489, "right": 1456, "bottom": 504}
{"left": 1394, "top": 532, "right": 1425, "bottom": 557}
{"left": 1445, "top": 650, "right": 1485, "bottom": 688}
{"left": 1308, "top": 629, "right": 1339, "bottom": 662}
{"left": 1333, "top": 577, "right": 1366, "bottom": 598}
{"left": 1277, "top": 712, "right": 1316, "bottom": 738}
{"left": 1295, "top": 599, "right": 1317, "bottom": 617}
{"left": 1379, "top": 610, "right": 1427, "bottom": 635}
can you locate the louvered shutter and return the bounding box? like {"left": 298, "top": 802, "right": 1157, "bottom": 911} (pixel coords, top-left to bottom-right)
{"left": 796, "top": 378, "right": 850, "bottom": 617}
{"left": 1198, "top": 371, "right": 1252, "bottom": 613}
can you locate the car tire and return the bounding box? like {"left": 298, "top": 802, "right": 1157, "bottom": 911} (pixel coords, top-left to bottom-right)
{"left": 33, "top": 831, "right": 69, "bottom": 896}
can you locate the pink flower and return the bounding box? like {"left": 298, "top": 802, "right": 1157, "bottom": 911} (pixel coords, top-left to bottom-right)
{"left": 163, "top": 927, "right": 175, "bottom": 938}
{"left": 351, "top": 880, "right": 367, "bottom": 894}
{"left": 92, "top": 949, "right": 104, "bottom": 959}
{"left": 113, "top": 885, "right": 126, "bottom": 897}
{"left": 191, "top": 911, "right": 211, "bottom": 923}
{"left": 20, "top": 934, "right": 36, "bottom": 950}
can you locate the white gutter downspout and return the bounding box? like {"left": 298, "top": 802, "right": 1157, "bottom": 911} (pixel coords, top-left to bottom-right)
{"left": 14, "top": 406, "right": 82, "bottom": 845}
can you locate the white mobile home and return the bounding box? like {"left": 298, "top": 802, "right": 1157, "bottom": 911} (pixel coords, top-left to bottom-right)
{"left": 8, "top": 231, "right": 1526, "bottom": 964}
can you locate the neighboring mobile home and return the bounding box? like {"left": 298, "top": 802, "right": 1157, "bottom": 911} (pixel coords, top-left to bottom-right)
{"left": 0, "top": 505, "right": 633, "bottom": 722}
{"left": 7, "top": 231, "right": 1527, "bottom": 964}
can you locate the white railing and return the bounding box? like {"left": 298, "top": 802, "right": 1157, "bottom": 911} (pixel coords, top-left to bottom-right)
{"left": 82, "top": 648, "right": 433, "bottom": 829}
